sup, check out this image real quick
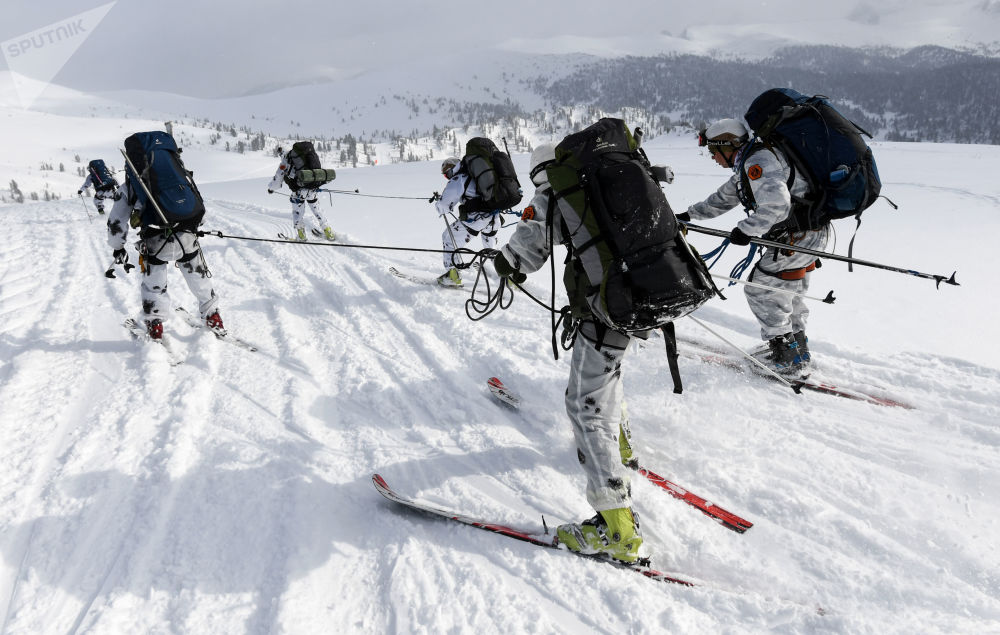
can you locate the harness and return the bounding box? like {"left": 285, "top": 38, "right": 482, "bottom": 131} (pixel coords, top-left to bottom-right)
{"left": 753, "top": 260, "right": 820, "bottom": 281}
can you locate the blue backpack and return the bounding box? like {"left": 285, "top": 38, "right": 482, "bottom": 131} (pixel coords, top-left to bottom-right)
{"left": 742, "top": 88, "right": 884, "bottom": 232}
{"left": 87, "top": 159, "right": 117, "bottom": 191}
{"left": 123, "top": 131, "right": 205, "bottom": 230}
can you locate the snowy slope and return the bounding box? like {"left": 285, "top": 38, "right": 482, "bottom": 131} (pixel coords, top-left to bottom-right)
{"left": 1, "top": 131, "right": 998, "bottom": 634}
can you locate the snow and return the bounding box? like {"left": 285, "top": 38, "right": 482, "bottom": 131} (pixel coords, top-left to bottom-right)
{"left": 1, "top": 107, "right": 999, "bottom": 634}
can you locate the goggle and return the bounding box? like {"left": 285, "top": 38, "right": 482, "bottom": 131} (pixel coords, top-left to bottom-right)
{"left": 698, "top": 129, "right": 739, "bottom": 149}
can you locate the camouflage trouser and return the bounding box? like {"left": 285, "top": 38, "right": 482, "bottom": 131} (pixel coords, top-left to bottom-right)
{"left": 440, "top": 215, "right": 498, "bottom": 270}
{"left": 564, "top": 320, "right": 633, "bottom": 512}
{"left": 291, "top": 189, "right": 329, "bottom": 231}
{"left": 140, "top": 232, "right": 219, "bottom": 322}
{"left": 745, "top": 226, "right": 830, "bottom": 340}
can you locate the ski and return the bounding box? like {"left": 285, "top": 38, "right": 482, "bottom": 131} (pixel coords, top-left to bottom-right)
{"left": 310, "top": 227, "right": 336, "bottom": 241}
{"left": 484, "top": 378, "right": 751, "bottom": 531}
{"left": 636, "top": 467, "right": 753, "bottom": 533}
{"left": 681, "top": 339, "right": 913, "bottom": 409}
{"left": 388, "top": 266, "right": 465, "bottom": 291}
{"left": 174, "top": 307, "right": 258, "bottom": 352}
{"left": 487, "top": 377, "right": 520, "bottom": 408}
{"left": 123, "top": 318, "right": 184, "bottom": 366}
{"left": 372, "top": 473, "right": 695, "bottom": 586}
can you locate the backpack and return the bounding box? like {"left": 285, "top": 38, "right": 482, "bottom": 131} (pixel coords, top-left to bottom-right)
{"left": 123, "top": 131, "right": 205, "bottom": 230}
{"left": 459, "top": 137, "right": 522, "bottom": 216}
{"left": 741, "top": 88, "right": 882, "bottom": 232}
{"left": 288, "top": 141, "right": 322, "bottom": 170}
{"left": 545, "top": 118, "right": 716, "bottom": 334}
{"left": 87, "top": 159, "right": 117, "bottom": 191}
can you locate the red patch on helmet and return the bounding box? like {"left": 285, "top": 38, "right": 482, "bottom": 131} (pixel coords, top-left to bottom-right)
{"left": 747, "top": 164, "right": 763, "bottom": 180}
{"left": 521, "top": 206, "right": 535, "bottom": 221}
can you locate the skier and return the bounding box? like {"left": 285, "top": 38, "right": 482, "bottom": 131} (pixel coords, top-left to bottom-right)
{"left": 492, "top": 143, "right": 643, "bottom": 564}
{"left": 107, "top": 135, "right": 224, "bottom": 341}
{"left": 78, "top": 159, "right": 120, "bottom": 215}
{"left": 679, "top": 118, "right": 828, "bottom": 373}
{"left": 268, "top": 145, "right": 336, "bottom": 241}
{"left": 434, "top": 156, "right": 502, "bottom": 287}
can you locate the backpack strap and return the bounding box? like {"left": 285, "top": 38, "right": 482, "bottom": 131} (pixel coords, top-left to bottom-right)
{"left": 660, "top": 322, "right": 683, "bottom": 394}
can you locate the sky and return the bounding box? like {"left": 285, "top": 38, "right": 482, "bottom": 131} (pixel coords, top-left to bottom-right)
{"left": 1, "top": 0, "right": 996, "bottom": 98}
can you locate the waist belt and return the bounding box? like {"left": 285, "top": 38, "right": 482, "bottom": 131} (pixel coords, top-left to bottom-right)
{"left": 760, "top": 261, "right": 817, "bottom": 281}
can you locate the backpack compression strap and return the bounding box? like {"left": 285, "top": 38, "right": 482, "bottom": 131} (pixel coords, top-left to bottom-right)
{"left": 661, "top": 322, "right": 683, "bottom": 394}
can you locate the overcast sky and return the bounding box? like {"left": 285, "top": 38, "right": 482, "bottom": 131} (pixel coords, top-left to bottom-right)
{"left": 1, "top": 0, "right": 993, "bottom": 98}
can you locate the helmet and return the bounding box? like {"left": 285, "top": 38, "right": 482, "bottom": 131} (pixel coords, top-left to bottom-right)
{"left": 529, "top": 143, "right": 556, "bottom": 186}
{"left": 441, "top": 156, "right": 460, "bottom": 176}
{"left": 698, "top": 118, "right": 749, "bottom": 148}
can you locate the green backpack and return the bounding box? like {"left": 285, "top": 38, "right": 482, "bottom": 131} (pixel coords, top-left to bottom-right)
{"left": 546, "top": 118, "right": 716, "bottom": 333}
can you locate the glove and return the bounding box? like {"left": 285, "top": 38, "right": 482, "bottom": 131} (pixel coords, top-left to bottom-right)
{"left": 493, "top": 251, "right": 527, "bottom": 284}
{"left": 728, "top": 226, "right": 753, "bottom": 246}
{"left": 651, "top": 165, "right": 675, "bottom": 184}
{"left": 77, "top": 189, "right": 83, "bottom": 195}
{"left": 113, "top": 248, "right": 128, "bottom": 264}
{"left": 428, "top": 191, "right": 441, "bottom": 203}
{"left": 675, "top": 212, "right": 691, "bottom": 223}
{"left": 267, "top": 189, "right": 274, "bottom": 194}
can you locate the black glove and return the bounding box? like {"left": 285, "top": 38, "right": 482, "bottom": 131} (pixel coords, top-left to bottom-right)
{"left": 77, "top": 189, "right": 83, "bottom": 195}
{"left": 113, "top": 248, "right": 128, "bottom": 264}
{"left": 267, "top": 188, "right": 274, "bottom": 194}
{"left": 493, "top": 251, "right": 526, "bottom": 284}
{"left": 675, "top": 212, "right": 691, "bottom": 223}
{"left": 428, "top": 191, "right": 441, "bottom": 203}
{"left": 728, "top": 226, "right": 753, "bottom": 246}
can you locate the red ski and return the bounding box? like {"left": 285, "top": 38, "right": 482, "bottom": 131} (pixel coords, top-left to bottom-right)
{"left": 372, "top": 473, "right": 694, "bottom": 586}
{"left": 636, "top": 467, "right": 753, "bottom": 533}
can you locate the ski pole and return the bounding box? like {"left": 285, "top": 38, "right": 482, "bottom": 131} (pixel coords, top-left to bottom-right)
{"left": 687, "top": 315, "right": 802, "bottom": 394}
{"left": 78, "top": 193, "right": 93, "bottom": 223}
{"left": 683, "top": 222, "right": 959, "bottom": 288}
{"left": 443, "top": 214, "right": 466, "bottom": 269}
{"left": 711, "top": 274, "right": 836, "bottom": 304}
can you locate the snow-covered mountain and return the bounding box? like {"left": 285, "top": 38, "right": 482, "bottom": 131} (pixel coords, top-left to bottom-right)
{"left": 1, "top": 95, "right": 998, "bottom": 632}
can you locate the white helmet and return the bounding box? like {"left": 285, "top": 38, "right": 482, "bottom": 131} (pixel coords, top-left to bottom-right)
{"left": 529, "top": 143, "right": 556, "bottom": 186}
{"left": 699, "top": 118, "right": 749, "bottom": 148}
{"left": 441, "top": 156, "right": 460, "bottom": 177}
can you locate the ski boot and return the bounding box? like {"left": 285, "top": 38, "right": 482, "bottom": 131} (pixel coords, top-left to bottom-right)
{"left": 205, "top": 311, "right": 227, "bottom": 336}
{"left": 619, "top": 417, "right": 638, "bottom": 470}
{"left": 437, "top": 268, "right": 462, "bottom": 287}
{"left": 557, "top": 507, "right": 643, "bottom": 564}
{"left": 754, "top": 333, "right": 803, "bottom": 376}
{"left": 146, "top": 318, "right": 163, "bottom": 340}
{"left": 296, "top": 228, "right": 307, "bottom": 241}
{"left": 792, "top": 330, "right": 811, "bottom": 368}
{"left": 323, "top": 226, "right": 337, "bottom": 241}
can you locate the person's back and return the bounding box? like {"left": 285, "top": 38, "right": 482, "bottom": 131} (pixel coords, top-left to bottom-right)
{"left": 108, "top": 132, "right": 224, "bottom": 340}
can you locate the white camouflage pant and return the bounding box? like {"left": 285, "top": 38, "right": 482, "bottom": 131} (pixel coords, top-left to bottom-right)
{"left": 93, "top": 189, "right": 118, "bottom": 212}
{"left": 291, "top": 189, "right": 329, "bottom": 232}
{"left": 565, "top": 320, "right": 633, "bottom": 512}
{"left": 140, "top": 232, "right": 219, "bottom": 322}
{"left": 745, "top": 226, "right": 830, "bottom": 340}
{"left": 440, "top": 215, "right": 499, "bottom": 270}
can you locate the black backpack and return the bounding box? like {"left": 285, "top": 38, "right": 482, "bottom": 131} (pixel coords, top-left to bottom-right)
{"left": 87, "top": 159, "right": 117, "bottom": 191}
{"left": 123, "top": 131, "right": 205, "bottom": 230}
{"left": 460, "top": 137, "right": 522, "bottom": 216}
{"left": 742, "top": 88, "right": 883, "bottom": 232}
{"left": 288, "top": 141, "right": 322, "bottom": 170}
{"left": 546, "top": 118, "right": 716, "bottom": 334}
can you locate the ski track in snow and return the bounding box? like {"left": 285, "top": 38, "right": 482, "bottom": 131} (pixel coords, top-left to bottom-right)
{"left": 1, "top": 140, "right": 999, "bottom": 634}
